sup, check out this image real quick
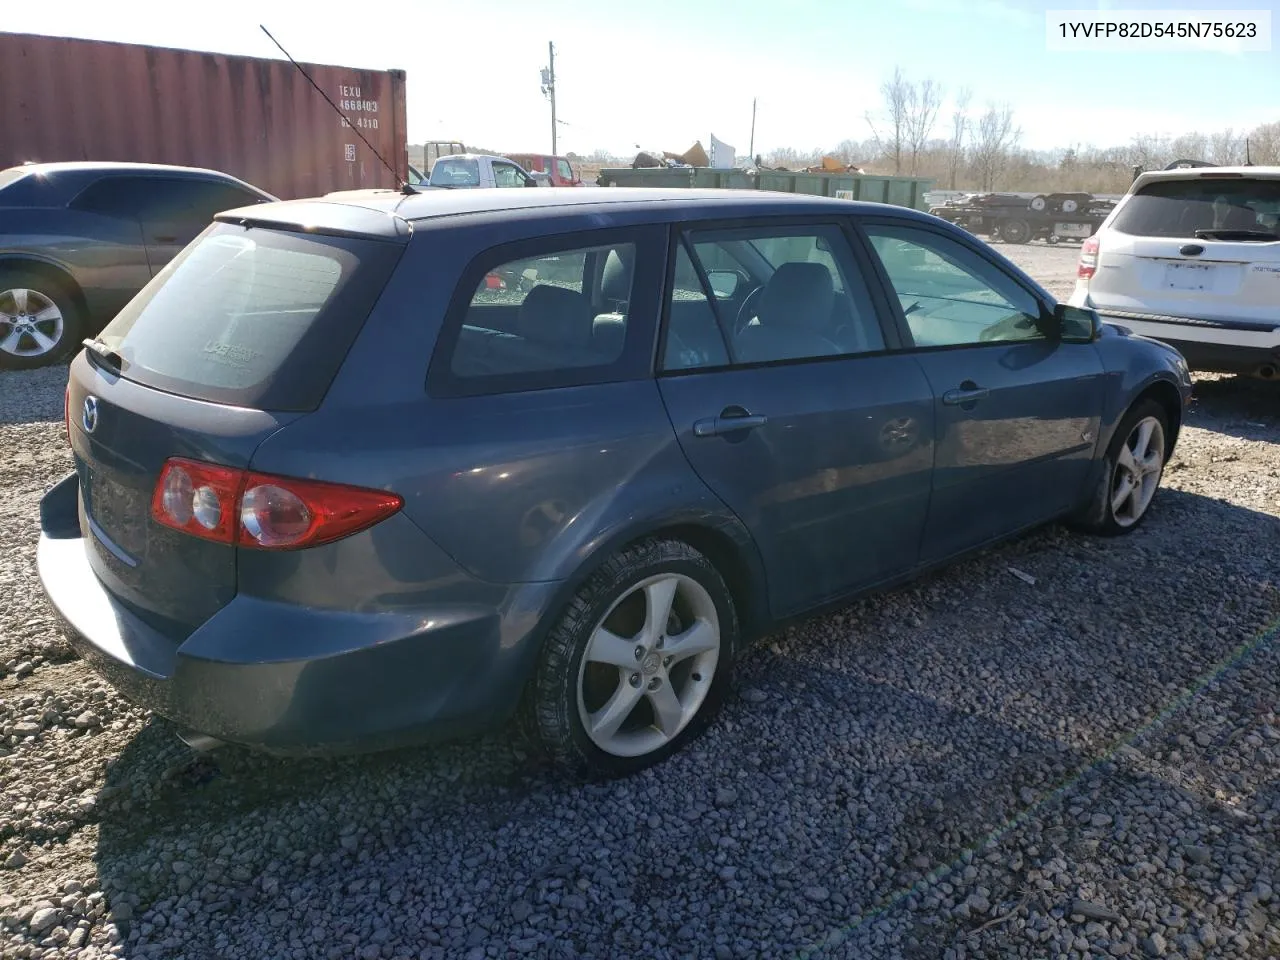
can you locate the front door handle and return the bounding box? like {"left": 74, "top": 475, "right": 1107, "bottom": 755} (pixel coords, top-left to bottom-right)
{"left": 693, "top": 410, "right": 768, "bottom": 437}
{"left": 942, "top": 384, "right": 990, "bottom": 406}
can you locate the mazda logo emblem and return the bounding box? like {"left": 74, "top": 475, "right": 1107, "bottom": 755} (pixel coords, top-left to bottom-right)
{"left": 82, "top": 396, "right": 99, "bottom": 434}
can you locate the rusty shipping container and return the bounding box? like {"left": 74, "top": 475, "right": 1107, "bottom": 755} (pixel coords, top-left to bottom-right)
{"left": 0, "top": 31, "right": 408, "bottom": 200}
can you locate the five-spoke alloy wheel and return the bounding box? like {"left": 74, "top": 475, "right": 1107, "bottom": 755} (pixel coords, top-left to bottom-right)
{"left": 0, "top": 269, "right": 82, "bottom": 369}
{"left": 576, "top": 572, "right": 720, "bottom": 758}
{"left": 1110, "top": 414, "right": 1165, "bottom": 528}
{"left": 1074, "top": 397, "right": 1171, "bottom": 536}
{"left": 525, "top": 538, "right": 738, "bottom": 778}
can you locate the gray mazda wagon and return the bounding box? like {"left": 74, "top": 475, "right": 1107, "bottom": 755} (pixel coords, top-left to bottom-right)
{"left": 37, "top": 187, "right": 1192, "bottom": 778}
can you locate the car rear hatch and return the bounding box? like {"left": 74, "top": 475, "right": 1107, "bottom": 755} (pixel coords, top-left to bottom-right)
{"left": 1089, "top": 171, "right": 1280, "bottom": 323}
{"left": 69, "top": 215, "right": 405, "bottom": 638}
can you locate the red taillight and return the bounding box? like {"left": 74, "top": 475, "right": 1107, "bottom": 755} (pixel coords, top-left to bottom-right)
{"left": 238, "top": 473, "right": 403, "bottom": 549}
{"left": 151, "top": 459, "right": 244, "bottom": 544}
{"left": 149, "top": 458, "right": 402, "bottom": 550}
{"left": 1078, "top": 236, "right": 1099, "bottom": 280}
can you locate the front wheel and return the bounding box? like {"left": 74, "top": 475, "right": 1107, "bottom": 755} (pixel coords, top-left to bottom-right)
{"left": 1072, "top": 399, "right": 1169, "bottom": 536}
{"left": 523, "top": 538, "right": 739, "bottom": 778}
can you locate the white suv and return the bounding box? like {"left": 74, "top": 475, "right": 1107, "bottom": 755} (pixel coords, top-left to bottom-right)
{"left": 1068, "top": 166, "right": 1280, "bottom": 380}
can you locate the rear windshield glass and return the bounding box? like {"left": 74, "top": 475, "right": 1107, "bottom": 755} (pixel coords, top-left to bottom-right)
{"left": 430, "top": 158, "right": 480, "bottom": 187}
{"left": 95, "top": 222, "right": 402, "bottom": 411}
{"left": 0, "top": 168, "right": 29, "bottom": 192}
{"left": 1112, "top": 177, "right": 1280, "bottom": 239}
{"left": 0, "top": 168, "right": 60, "bottom": 206}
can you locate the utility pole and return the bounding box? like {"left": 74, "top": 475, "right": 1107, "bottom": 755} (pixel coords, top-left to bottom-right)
{"left": 541, "top": 42, "right": 557, "bottom": 156}
{"left": 749, "top": 98, "right": 756, "bottom": 160}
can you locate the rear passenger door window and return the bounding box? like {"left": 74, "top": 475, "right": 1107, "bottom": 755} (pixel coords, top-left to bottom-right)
{"left": 862, "top": 225, "right": 1047, "bottom": 347}
{"left": 662, "top": 222, "right": 887, "bottom": 369}
{"left": 492, "top": 163, "right": 525, "bottom": 188}
{"left": 429, "top": 227, "right": 666, "bottom": 397}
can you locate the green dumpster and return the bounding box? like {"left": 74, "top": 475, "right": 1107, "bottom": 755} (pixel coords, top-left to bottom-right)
{"left": 596, "top": 167, "right": 935, "bottom": 212}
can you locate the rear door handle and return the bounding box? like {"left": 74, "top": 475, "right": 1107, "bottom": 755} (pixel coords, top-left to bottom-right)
{"left": 152, "top": 235, "right": 178, "bottom": 243}
{"left": 942, "top": 385, "right": 990, "bottom": 406}
{"left": 693, "top": 412, "right": 768, "bottom": 437}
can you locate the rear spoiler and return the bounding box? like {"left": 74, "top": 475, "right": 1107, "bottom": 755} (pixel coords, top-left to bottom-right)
{"left": 215, "top": 199, "right": 413, "bottom": 242}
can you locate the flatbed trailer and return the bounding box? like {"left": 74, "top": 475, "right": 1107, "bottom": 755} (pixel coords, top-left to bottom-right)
{"left": 927, "top": 191, "right": 1117, "bottom": 244}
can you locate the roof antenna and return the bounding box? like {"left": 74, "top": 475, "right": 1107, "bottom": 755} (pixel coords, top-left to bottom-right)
{"left": 259, "top": 25, "right": 407, "bottom": 191}
{"left": 1245, "top": 138, "right": 1253, "bottom": 166}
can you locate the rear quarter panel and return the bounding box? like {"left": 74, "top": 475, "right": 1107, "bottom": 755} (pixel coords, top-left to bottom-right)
{"left": 0, "top": 207, "right": 150, "bottom": 323}
{"left": 252, "top": 215, "right": 762, "bottom": 597}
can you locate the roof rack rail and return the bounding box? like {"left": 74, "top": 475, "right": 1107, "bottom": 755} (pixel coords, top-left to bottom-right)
{"left": 1163, "top": 158, "right": 1218, "bottom": 170}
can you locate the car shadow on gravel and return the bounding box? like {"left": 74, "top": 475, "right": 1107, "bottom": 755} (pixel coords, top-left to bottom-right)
{"left": 0, "top": 364, "right": 72, "bottom": 425}
{"left": 1188, "top": 374, "right": 1280, "bottom": 441}
{"left": 86, "top": 675, "right": 1107, "bottom": 958}
{"left": 79, "top": 490, "right": 1280, "bottom": 958}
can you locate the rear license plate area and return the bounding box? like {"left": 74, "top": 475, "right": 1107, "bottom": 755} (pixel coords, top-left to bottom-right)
{"left": 1164, "top": 262, "right": 1215, "bottom": 291}
{"left": 1053, "top": 222, "right": 1093, "bottom": 239}
{"left": 76, "top": 457, "right": 143, "bottom": 548}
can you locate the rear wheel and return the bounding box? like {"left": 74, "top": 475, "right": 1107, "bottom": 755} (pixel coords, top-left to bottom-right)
{"left": 1001, "top": 218, "right": 1032, "bottom": 244}
{"left": 523, "top": 538, "right": 738, "bottom": 778}
{"left": 0, "top": 269, "right": 83, "bottom": 369}
{"left": 1072, "top": 399, "right": 1169, "bottom": 536}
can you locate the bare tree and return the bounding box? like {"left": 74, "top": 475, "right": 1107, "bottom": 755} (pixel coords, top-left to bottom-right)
{"left": 763, "top": 146, "right": 821, "bottom": 170}
{"left": 866, "top": 66, "right": 910, "bottom": 174}
{"left": 1249, "top": 121, "right": 1280, "bottom": 164}
{"left": 1124, "top": 134, "right": 1169, "bottom": 172}
{"left": 834, "top": 139, "right": 862, "bottom": 165}
{"left": 1210, "top": 128, "right": 1246, "bottom": 164}
{"left": 946, "top": 87, "right": 971, "bottom": 190}
{"left": 904, "top": 78, "right": 944, "bottom": 176}
{"left": 1169, "top": 131, "right": 1209, "bottom": 162}
{"left": 970, "top": 103, "right": 1019, "bottom": 190}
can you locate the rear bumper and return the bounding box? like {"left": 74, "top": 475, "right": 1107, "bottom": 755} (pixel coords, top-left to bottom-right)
{"left": 1072, "top": 298, "right": 1280, "bottom": 376}
{"left": 36, "top": 472, "right": 560, "bottom": 756}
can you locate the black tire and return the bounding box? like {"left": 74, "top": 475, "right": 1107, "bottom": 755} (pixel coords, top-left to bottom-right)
{"left": 521, "top": 537, "right": 739, "bottom": 779}
{"left": 0, "top": 267, "right": 84, "bottom": 370}
{"left": 1001, "top": 218, "right": 1032, "bottom": 244}
{"left": 1071, "top": 398, "right": 1170, "bottom": 537}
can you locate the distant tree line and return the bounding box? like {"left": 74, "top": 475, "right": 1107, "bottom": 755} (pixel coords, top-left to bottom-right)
{"left": 573, "top": 66, "right": 1277, "bottom": 195}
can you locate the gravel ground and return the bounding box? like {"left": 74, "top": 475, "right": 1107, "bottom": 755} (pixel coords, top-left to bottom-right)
{"left": 3, "top": 253, "right": 1280, "bottom": 960}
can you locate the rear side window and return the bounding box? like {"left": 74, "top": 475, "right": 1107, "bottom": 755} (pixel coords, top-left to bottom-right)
{"left": 1112, "top": 178, "right": 1280, "bottom": 239}
{"left": 94, "top": 222, "right": 402, "bottom": 411}
{"left": 430, "top": 227, "right": 665, "bottom": 397}
{"left": 449, "top": 242, "right": 632, "bottom": 377}
{"left": 71, "top": 176, "right": 267, "bottom": 224}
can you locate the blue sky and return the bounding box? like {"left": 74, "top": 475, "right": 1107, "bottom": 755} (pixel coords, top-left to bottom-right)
{"left": 7, "top": 0, "right": 1278, "bottom": 157}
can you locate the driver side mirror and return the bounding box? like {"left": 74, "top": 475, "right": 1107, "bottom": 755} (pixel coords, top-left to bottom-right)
{"left": 1054, "top": 303, "right": 1101, "bottom": 343}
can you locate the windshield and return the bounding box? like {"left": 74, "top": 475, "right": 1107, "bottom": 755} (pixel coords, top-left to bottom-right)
{"left": 429, "top": 157, "right": 481, "bottom": 187}
{"left": 95, "top": 222, "right": 402, "bottom": 410}
{"left": 1113, "top": 177, "right": 1280, "bottom": 239}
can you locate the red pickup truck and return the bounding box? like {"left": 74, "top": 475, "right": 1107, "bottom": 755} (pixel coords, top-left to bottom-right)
{"left": 505, "top": 154, "right": 583, "bottom": 187}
